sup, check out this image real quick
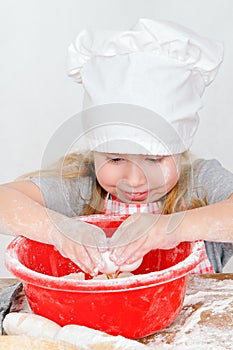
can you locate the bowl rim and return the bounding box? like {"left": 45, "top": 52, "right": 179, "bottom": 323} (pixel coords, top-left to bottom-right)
{"left": 5, "top": 236, "right": 205, "bottom": 292}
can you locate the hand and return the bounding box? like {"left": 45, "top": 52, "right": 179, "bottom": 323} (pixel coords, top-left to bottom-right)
{"left": 108, "top": 213, "right": 182, "bottom": 266}
{"left": 47, "top": 213, "right": 108, "bottom": 275}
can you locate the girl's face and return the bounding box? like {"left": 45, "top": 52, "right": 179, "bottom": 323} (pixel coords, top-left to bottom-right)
{"left": 94, "top": 152, "right": 182, "bottom": 203}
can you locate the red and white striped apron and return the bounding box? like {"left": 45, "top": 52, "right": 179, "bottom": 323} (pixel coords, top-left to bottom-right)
{"left": 104, "top": 195, "right": 214, "bottom": 274}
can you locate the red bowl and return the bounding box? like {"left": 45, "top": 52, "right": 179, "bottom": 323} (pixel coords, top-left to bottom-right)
{"left": 5, "top": 214, "right": 205, "bottom": 339}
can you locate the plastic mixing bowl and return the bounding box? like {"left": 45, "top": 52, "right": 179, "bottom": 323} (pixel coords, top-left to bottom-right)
{"left": 5, "top": 214, "right": 205, "bottom": 339}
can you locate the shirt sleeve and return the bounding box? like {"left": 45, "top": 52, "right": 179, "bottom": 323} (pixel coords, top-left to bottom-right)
{"left": 29, "top": 176, "right": 92, "bottom": 217}
{"left": 193, "top": 158, "right": 233, "bottom": 203}
{"left": 193, "top": 159, "right": 233, "bottom": 272}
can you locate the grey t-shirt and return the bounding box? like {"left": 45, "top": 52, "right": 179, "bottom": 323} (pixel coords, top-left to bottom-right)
{"left": 30, "top": 159, "right": 233, "bottom": 272}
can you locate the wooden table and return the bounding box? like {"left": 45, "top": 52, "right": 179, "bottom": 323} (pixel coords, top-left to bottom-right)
{"left": 1, "top": 274, "right": 233, "bottom": 349}
{"left": 140, "top": 273, "right": 233, "bottom": 349}
{"left": 0, "top": 279, "right": 18, "bottom": 292}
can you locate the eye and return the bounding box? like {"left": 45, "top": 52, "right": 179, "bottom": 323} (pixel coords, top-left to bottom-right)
{"left": 146, "top": 157, "right": 162, "bottom": 163}
{"left": 109, "top": 157, "right": 124, "bottom": 163}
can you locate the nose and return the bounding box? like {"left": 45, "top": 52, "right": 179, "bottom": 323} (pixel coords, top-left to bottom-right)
{"left": 125, "top": 162, "right": 147, "bottom": 188}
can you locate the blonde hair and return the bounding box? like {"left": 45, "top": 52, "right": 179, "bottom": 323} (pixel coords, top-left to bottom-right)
{"left": 161, "top": 153, "right": 207, "bottom": 214}
{"left": 22, "top": 151, "right": 206, "bottom": 215}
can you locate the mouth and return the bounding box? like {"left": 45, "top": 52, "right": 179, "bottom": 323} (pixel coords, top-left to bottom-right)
{"left": 119, "top": 190, "right": 149, "bottom": 201}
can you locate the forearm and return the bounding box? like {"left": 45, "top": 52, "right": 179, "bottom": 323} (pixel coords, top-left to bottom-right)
{"left": 168, "top": 196, "right": 233, "bottom": 243}
{"left": 0, "top": 185, "right": 67, "bottom": 244}
{"left": 0, "top": 185, "right": 108, "bottom": 274}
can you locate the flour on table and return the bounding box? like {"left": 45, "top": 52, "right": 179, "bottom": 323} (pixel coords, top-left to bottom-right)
{"left": 139, "top": 274, "right": 233, "bottom": 349}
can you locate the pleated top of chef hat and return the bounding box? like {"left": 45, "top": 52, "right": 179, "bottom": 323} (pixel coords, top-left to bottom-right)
{"left": 67, "top": 18, "right": 223, "bottom": 155}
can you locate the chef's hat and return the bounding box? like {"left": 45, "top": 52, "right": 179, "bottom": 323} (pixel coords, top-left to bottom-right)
{"left": 67, "top": 18, "right": 223, "bottom": 155}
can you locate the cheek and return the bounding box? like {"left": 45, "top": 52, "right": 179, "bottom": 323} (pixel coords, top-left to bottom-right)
{"left": 94, "top": 158, "right": 109, "bottom": 186}
{"left": 147, "top": 166, "right": 164, "bottom": 186}
{"left": 95, "top": 164, "right": 119, "bottom": 188}
{"left": 147, "top": 159, "right": 180, "bottom": 189}
{"left": 162, "top": 160, "right": 180, "bottom": 188}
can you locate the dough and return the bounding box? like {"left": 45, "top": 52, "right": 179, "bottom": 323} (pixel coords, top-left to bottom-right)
{"left": 62, "top": 272, "right": 85, "bottom": 280}
{"left": 61, "top": 271, "right": 134, "bottom": 280}
{"left": 3, "top": 312, "right": 61, "bottom": 339}
{"left": 3, "top": 313, "right": 149, "bottom": 349}
{"left": 0, "top": 335, "right": 78, "bottom": 350}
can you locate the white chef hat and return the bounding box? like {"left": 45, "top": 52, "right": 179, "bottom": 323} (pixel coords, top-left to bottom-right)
{"left": 67, "top": 18, "right": 223, "bottom": 155}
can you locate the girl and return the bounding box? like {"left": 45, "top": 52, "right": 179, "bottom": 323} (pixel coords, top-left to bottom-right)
{"left": 1, "top": 19, "right": 233, "bottom": 275}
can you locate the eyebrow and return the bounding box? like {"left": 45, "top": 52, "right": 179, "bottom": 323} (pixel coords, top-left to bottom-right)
{"left": 105, "top": 154, "right": 164, "bottom": 159}
{"left": 104, "top": 153, "right": 124, "bottom": 157}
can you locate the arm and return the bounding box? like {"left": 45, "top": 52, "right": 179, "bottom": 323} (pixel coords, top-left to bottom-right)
{"left": 170, "top": 194, "right": 233, "bottom": 243}
{"left": 0, "top": 181, "right": 106, "bottom": 274}
{"left": 1, "top": 181, "right": 54, "bottom": 242}
{"left": 109, "top": 194, "right": 233, "bottom": 265}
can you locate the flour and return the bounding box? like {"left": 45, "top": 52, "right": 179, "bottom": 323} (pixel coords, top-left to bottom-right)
{"left": 139, "top": 274, "right": 233, "bottom": 349}
{"left": 62, "top": 271, "right": 134, "bottom": 280}
{"left": 5, "top": 274, "right": 233, "bottom": 348}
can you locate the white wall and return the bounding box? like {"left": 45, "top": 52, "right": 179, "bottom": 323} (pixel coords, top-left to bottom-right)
{"left": 1, "top": 0, "right": 233, "bottom": 276}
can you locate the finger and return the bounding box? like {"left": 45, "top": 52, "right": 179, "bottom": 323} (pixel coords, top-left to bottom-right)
{"left": 112, "top": 213, "right": 158, "bottom": 244}
{"left": 92, "top": 229, "right": 108, "bottom": 250}
{"left": 63, "top": 242, "right": 96, "bottom": 275}
{"left": 109, "top": 220, "right": 153, "bottom": 249}
{"left": 109, "top": 213, "right": 141, "bottom": 241}
{"left": 122, "top": 235, "right": 154, "bottom": 264}
{"left": 110, "top": 234, "right": 148, "bottom": 265}
{"left": 85, "top": 245, "right": 105, "bottom": 273}
{"left": 70, "top": 229, "right": 107, "bottom": 274}
{"left": 81, "top": 226, "right": 108, "bottom": 250}
{"left": 109, "top": 225, "right": 141, "bottom": 248}
{"left": 69, "top": 243, "right": 104, "bottom": 273}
